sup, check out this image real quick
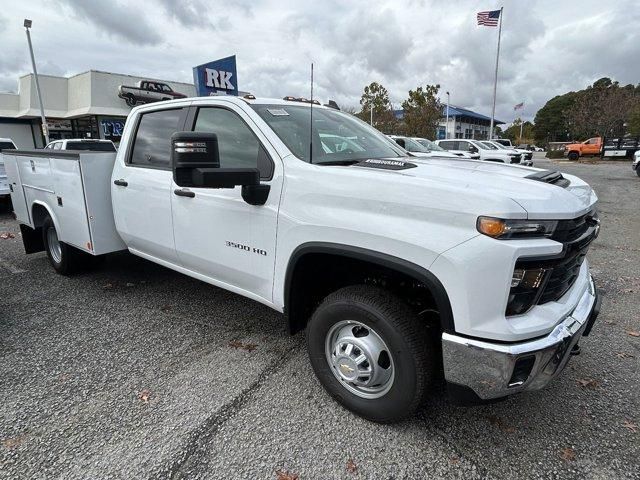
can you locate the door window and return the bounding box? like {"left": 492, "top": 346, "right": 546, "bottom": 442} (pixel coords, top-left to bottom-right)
{"left": 129, "top": 108, "right": 184, "bottom": 168}
{"left": 193, "top": 107, "right": 273, "bottom": 179}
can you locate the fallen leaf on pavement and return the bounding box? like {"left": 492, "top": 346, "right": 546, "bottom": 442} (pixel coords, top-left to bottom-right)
{"left": 228, "top": 340, "right": 258, "bottom": 352}
{"left": 275, "top": 469, "right": 299, "bottom": 480}
{"left": 616, "top": 352, "right": 635, "bottom": 359}
{"left": 160, "top": 304, "right": 172, "bottom": 312}
{"left": 560, "top": 447, "right": 576, "bottom": 462}
{"left": 125, "top": 282, "right": 135, "bottom": 288}
{"left": 0, "top": 232, "right": 15, "bottom": 239}
{"left": 622, "top": 420, "right": 638, "bottom": 433}
{"left": 486, "top": 414, "right": 516, "bottom": 433}
{"left": 627, "top": 331, "right": 640, "bottom": 337}
{"left": 103, "top": 283, "right": 113, "bottom": 290}
{"left": 449, "top": 456, "right": 460, "bottom": 465}
{"left": 138, "top": 389, "right": 151, "bottom": 403}
{"left": 346, "top": 458, "right": 358, "bottom": 474}
{"left": 1, "top": 435, "right": 26, "bottom": 449}
{"left": 577, "top": 378, "right": 599, "bottom": 390}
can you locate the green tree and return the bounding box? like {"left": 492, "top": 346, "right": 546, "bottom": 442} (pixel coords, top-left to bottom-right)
{"left": 503, "top": 119, "right": 534, "bottom": 144}
{"left": 357, "top": 82, "right": 397, "bottom": 132}
{"left": 401, "top": 84, "right": 442, "bottom": 139}
{"left": 628, "top": 104, "right": 640, "bottom": 136}
{"left": 533, "top": 92, "right": 577, "bottom": 144}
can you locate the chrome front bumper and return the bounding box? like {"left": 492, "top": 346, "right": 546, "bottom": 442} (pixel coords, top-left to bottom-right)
{"left": 442, "top": 276, "right": 600, "bottom": 401}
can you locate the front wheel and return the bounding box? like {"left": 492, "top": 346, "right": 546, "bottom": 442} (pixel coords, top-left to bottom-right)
{"left": 568, "top": 151, "right": 579, "bottom": 161}
{"left": 306, "top": 285, "right": 434, "bottom": 423}
{"left": 636, "top": 166, "right": 640, "bottom": 177}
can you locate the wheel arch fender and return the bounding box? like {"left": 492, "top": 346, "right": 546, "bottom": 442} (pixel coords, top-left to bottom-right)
{"left": 283, "top": 242, "right": 455, "bottom": 335}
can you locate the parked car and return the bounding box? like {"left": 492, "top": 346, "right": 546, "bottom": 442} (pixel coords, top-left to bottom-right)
{"left": 564, "top": 137, "right": 602, "bottom": 160}
{"left": 118, "top": 80, "right": 187, "bottom": 107}
{"left": 45, "top": 139, "right": 117, "bottom": 152}
{"left": 412, "top": 137, "right": 477, "bottom": 159}
{"left": 0, "top": 138, "right": 17, "bottom": 204}
{"left": 633, "top": 150, "right": 640, "bottom": 177}
{"left": 3, "top": 96, "right": 601, "bottom": 423}
{"left": 481, "top": 141, "right": 533, "bottom": 166}
{"left": 494, "top": 138, "right": 514, "bottom": 148}
{"left": 388, "top": 135, "right": 461, "bottom": 159}
{"left": 435, "top": 139, "right": 523, "bottom": 164}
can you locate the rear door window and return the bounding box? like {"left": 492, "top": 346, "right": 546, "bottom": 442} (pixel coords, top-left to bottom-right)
{"left": 129, "top": 108, "right": 184, "bottom": 168}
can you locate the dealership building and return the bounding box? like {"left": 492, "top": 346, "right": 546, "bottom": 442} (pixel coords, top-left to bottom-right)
{"left": 0, "top": 70, "right": 195, "bottom": 148}
{"left": 437, "top": 105, "right": 504, "bottom": 140}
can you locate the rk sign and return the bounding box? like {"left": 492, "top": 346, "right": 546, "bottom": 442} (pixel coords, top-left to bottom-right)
{"left": 192, "top": 55, "right": 238, "bottom": 96}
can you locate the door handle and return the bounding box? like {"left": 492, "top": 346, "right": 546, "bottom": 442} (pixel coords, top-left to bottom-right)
{"left": 174, "top": 188, "right": 195, "bottom": 198}
{"left": 113, "top": 179, "right": 128, "bottom": 187}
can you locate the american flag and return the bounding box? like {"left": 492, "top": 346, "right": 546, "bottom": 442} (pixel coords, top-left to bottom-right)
{"left": 514, "top": 102, "right": 524, "bottom": 110}
{"left": 477, "top": 9, "right": 501, "bottom": 27}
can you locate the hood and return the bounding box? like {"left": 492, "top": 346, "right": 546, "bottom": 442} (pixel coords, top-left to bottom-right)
{"left": 350, "top": 157, "right": 597, "bottom": 219}
{"left": 410, "top": 151, "right": 461, "bottom": 159}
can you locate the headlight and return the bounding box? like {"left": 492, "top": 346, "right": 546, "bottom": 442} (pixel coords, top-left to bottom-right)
{"left": 477, "top": 216, "right": 558, "bottom": 239}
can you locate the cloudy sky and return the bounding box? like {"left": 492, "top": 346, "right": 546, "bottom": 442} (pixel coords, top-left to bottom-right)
{"left": 1, "top": 0, "right": 638, "bottom": 125}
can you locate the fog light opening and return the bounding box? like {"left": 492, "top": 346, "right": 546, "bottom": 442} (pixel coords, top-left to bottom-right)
{"left": 508, "top": 355, "right": 536, "bottom": 387}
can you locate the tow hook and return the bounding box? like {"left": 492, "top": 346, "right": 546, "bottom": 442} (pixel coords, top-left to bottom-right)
{"left": 570, "top": 343, "right": 581, "bottom": 356}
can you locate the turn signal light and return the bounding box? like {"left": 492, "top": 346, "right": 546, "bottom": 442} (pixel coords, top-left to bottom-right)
{"left": 477, "top": 217, "right": 507, "bottom": 237}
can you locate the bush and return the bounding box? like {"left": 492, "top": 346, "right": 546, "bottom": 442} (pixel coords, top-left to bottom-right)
{"left": 546, "top": 150, "right": 565, "bottom": 159}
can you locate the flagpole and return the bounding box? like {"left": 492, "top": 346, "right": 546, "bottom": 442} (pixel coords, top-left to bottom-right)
{"left": 519, "top": 107, "right": 524, "bottom": 142}
{"left": 489, "top": 6, "right": 503, "bottom": 140}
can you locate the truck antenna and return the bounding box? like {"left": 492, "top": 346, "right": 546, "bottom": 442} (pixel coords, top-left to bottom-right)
{"left": 309, "top": 62, "right": 314, "bottom": 165}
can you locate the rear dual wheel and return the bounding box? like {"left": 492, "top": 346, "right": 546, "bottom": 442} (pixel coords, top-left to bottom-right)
{"left": 307, "top": 285, "right": 435, "bottom": 423}
{"left": 42, "top": 216, "right": 102, "bottom": 275}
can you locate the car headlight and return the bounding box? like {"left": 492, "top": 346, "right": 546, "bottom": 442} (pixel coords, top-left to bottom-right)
{"left": 477, "top": 216, "right": 558, "bottom": 239}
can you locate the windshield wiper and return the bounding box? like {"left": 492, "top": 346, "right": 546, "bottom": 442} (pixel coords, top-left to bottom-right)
{"left": 314, "top": 159, "right": 363, "bottom": 166}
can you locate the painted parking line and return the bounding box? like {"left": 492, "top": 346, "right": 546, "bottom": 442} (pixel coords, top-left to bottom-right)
{"left": 0, "top": 257, "right": 26, "bottom": 274}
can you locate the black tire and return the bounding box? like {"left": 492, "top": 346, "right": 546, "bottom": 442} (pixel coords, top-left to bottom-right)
{"left": 42, "top": 216, "right": 84, "bottom": 275}
{"left": 125, "top": 94, "right": 136, "bottom": 107}
{"left": 306, "top": 285, "right": 434, "bottom": 423}
{"left": 568, "top": 151, "right": 579, "bottom": 161}
{"left": 636, "top": 167, "right": 640, "bottom": 178}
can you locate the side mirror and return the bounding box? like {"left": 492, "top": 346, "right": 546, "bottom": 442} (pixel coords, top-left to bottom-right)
{"left": 171, "top": 131, "right": 259, "bottom": 189}
{"left": 469, "top": 145, "right": 478, "bottom": 153}
{"left": 171, "top": 131, "right": 270, "bottom": 205}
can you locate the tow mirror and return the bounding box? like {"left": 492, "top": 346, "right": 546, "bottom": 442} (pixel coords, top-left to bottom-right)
{"left": 171, "top": 131, "right": 269, "bottom": 205}
{"left": 469, "top": 145, "right": 478, "bottom": 153}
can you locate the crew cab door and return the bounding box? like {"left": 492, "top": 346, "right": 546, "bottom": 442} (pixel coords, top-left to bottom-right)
{"left": 111, "top": 106, "right": 188, "bottom": 263}
{"left": 170, "top": 104, "right": 282, "bottom": 303}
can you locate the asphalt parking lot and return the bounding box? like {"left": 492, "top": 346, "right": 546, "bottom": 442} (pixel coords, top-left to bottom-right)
{"left": 1, "top": 153, "right": 639, "bottom": 480}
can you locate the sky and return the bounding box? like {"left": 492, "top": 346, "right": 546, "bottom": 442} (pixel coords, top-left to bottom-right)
{"left": 0, "top": 0, "right": 638, "bottom": 126}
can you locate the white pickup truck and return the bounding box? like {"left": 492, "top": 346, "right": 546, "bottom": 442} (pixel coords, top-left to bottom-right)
{"left": 3, "top": 96, "right": 601, "bottom": 423}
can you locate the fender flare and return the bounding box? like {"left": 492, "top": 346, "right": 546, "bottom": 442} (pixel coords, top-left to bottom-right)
{"left": 284, "top": 242, "right": 455, "bottom": 334}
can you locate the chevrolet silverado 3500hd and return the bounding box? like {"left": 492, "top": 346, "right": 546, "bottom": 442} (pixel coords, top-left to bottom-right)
{"left": 2, "top": 96, "right": 601, "bottom": 423}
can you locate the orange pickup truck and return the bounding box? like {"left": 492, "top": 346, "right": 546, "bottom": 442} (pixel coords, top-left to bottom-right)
{"left": 565, "top": 137, "right": 602, "bottom": 160}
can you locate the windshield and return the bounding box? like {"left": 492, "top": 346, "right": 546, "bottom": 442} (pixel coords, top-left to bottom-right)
{"left": 66, "top": 142, "right": 116, "bottom": 152}
{"left": 251, "top": 104, "right": 406, "bottom": 164}
{"left": 415, "top": 138, "right": 444, "bottom": 151}
{"left": 490, "top": 142, "right": 509, "bottom": 150}
{"left": 473, "top": 141, "right": 491, "bottom": 150}
{"left": 481, "top": 141, "right": 498, "bottom": 150}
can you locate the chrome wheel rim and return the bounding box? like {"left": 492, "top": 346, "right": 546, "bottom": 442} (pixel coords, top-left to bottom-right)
{"left": 47, "top": 227, "right": 62, "bottom": 264}
{"left": 325, "top": 320, "right": 395, "bottom": 399}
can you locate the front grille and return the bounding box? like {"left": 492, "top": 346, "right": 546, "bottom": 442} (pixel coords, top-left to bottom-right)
{"left": 511, "top": 211, "right": 598, "bottom": 311}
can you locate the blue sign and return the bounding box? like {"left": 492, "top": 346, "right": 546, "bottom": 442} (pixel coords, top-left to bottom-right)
{"left": 192, "top": 55, "right": 238, "bottom": 96}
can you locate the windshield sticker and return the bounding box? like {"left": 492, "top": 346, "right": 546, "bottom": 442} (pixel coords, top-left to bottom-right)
{"left": 267, "top": 108, "right": 290, "bottom": 116}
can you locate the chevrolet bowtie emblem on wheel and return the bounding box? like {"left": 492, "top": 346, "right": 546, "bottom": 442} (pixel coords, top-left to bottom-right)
{"left": 339, "top": 363, "right": 355, "bottom": 374}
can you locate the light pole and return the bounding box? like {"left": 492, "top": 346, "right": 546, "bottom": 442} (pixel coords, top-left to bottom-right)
{"left": 445, "top": 91, "right": 450, "bottom": 139}
{"left": 24, "top": 19, "right": 49, "bottom": 145}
